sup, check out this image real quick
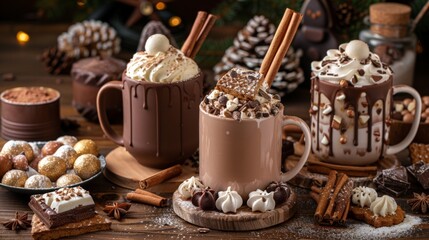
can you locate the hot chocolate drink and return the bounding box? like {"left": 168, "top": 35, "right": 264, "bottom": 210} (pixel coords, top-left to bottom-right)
{"left": 97, "top": 34, "right": 203, "bottom": 168}
{"left": 1, "top": 87, "right": 61, "bottom": 141}
{"left": 310, "top": 40, "right": 421, "bottom": 165}
{"left": 199, "top": 68, "right": 311, "bottom": 198}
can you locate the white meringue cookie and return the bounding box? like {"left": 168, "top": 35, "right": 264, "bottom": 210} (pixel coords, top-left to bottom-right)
{"left": 178, "top": 176, "right": 205, "bottom": 199}
{"left": 370, "top": 195, "right": 397, "bottom": 217}
{"left": 352, "top": 186, "right": 378, "bottom": 208}
{"left": 215, "top": 186, "right": 243, "bottom": 213}
{"left": 247, "top": 189, "right": 276, "bottom": 212}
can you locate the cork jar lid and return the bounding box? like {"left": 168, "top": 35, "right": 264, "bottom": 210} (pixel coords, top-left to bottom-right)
{"left": 370, "top": 3, "right": 411, "bottom": 26}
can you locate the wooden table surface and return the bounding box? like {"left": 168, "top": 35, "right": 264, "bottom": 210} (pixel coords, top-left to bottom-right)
{"left": 0, "top": 23, "right": 428, "bottom": 240}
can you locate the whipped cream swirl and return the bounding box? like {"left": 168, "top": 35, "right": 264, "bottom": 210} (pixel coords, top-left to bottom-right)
{"left": 126, "top": 34, "right": 199, "bottom": 83}
{"left": 178, "top": 176, "right": 205, "bottom": 199}
{"left": 247, "top": 189, "right": 275, "bottom": 212}
{"left": 215, "top": 186, "right": 243, "bottom": 213}
{"left": 352, "top": 186, "right": 378, "bottom": 208}
{"left": 311, "top": 40, "right": 393, "bottom": 87}
{"left": 370, "top": 195, "right": 398, "bottom": 217}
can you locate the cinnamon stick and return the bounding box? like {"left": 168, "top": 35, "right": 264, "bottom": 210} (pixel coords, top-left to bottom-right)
{"left": 190, "top": 14, "right": 218, "bottom": 59}
{"left": 139, "top": 164, "right": 182, "bottom": 189}
{"left": 314, "top": 170, "right": 337, "bottom": 222}
{"left": 135, "top": 188, "right": 164, "bottom": 199}
{"left": 340, "top": 200, "right": 351, "bottom": 224}
{"left": 181, "top": 11, "right": 208, "bottom": 57}
{"left": 259, "top": 9, "right": 293, "bottom": 77}
{"left": 334, "top": 180, "right": 353, "bottom": 222}
{"left": 126, "top": 192, "right": 168, "bottom": 207}
{"left": 310, "top": 191, "right": 320, "bottom": 204}
{"left": 308, "top": 158, "right": 377, "bottom": 172}
{"left": 264, "top": 11, "right": 302, "bottom": 87}
{"left": 324, "top": 173, "right": 348, "bottom": 220}
{"left": 311, "top": 185, "right": 322, "bottom": 194}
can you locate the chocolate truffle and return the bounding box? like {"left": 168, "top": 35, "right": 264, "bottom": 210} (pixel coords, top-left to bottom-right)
{"left": 266, "top": 181, "right": 291, "bottom": 205}
{"left": 41, "top": 141, "right": 64, "bottom": 156}
{"left": 24, "top": 175, "right": 53, "bottom": 188}
{"left": 74, "top": 139, "right": 99, "bottom": 157}
{"left": 56, "top": 135, "right": 78, "bottom": 147}
{"left": 1, "top": 169, "right": 28, "bottom": 187}
{"left": 28, "top": 142, "right": 41, "bottom": 162}
{"left": 0, "top": 153, "right": 13, "bottom": 178}
{"left": 191, "top": 187, "right": 216, "bottom": 210}
{"left": 56, "top": 174, "right": 82, "bottom": 187}
{"left": 54, "top": 145, "right": 78, "bottom": 169}
{"left": 12, "top": 154, "right": 29, "bottom": 171}
{"left": 73, "top": 154, "right": 100, "bottom": 180}
{"left": 1, "top": 140, "right": 34, "bottom": 161}
{"left": 38, "top": 156, "right": 67, "bottom": 181}
{"left": 30, "top": 154, "right": 44, "bottom": 172}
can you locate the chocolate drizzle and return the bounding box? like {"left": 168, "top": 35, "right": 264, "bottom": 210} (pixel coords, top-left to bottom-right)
{"left": 311, "top": 77, "right": 392, "bottom": 158}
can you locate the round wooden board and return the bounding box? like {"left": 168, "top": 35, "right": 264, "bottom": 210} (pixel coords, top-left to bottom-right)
{"left": 172, "top": 189, "right": 297, "bottom": 231}
{"left": 285, "top": 153, "right": 400, "bottom": 189}
{"left": 103, "top": 147, "right": 197, "bottom": 192}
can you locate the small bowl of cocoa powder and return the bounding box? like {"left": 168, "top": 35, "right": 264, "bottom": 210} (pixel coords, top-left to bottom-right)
{"left": 0, "top": 87, "right": 61, "bottom": 141}
{"left": 390, "top": 96, "right": 429, "bottom": 144}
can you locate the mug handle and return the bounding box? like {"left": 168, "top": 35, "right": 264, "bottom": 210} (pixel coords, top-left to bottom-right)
{"left": 385, "top": 85, "right": 422, "bottom": 155}
{"left": 96, "top": 81, "right": 124, "bottom": 146}
{"left": 280, "top": 115, "right": 311, "bottom": 182}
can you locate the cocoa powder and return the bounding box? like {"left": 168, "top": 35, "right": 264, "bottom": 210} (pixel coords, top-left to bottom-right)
{"left": 2, "top": 87, "right": 58, "bottom": 104}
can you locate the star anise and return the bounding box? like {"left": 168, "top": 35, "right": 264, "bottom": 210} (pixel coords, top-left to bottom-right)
{"left": 407, "top": 192, "right": 429, "bottom": 214}
{"left": 103, "top": 202, "right": 131, "bottom": 220}
{"left": 2, "top": 212, "right": 31, "bottom": 231}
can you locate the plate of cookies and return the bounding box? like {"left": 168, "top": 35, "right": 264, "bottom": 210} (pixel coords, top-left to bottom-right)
{"left": 0, "top": 136, "right": 106, "bottom": 194}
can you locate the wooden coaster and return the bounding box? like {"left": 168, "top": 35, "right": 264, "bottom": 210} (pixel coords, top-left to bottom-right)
{"left": 285, "top": 153, "right": 400, "bottom": 189}
{"left": 172, "top": 189, "right": 297, "bottom": 231}
{"left": 104, "top": 147, "right": 197, "bottom": 192}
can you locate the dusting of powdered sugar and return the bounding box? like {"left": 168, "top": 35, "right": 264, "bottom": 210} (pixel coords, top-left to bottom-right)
{"left": 281, "top": 213, "right": 422, "bottom": 240}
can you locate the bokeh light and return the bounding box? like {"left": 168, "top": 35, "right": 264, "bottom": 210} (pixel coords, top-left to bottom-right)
{"left": 140, "top": 1, "right": 154, "bottom": 16}
{"left": 16, "top": 31, "right": 30, "bottom": 45}
{"left": 155, "top": 2, "right": 166, "bottom": 11}
{"left": 169, "top": 16, "right": 181, "bottom": 27}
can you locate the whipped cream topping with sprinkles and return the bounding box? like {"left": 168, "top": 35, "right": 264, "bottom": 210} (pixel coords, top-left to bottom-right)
{"left": 311, "top": 40, "right": 393, "bottom": 87}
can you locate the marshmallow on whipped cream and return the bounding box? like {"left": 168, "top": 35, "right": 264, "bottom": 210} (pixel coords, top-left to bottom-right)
{"left": 126, "top": 34, "right": 199, "bottom": 83}
{"left": 311, "top": 40, "right": 393, "bottom": 87}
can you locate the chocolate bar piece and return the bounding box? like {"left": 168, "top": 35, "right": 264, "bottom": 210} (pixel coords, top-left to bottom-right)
{"left": 29, "top": 186, "right": 96, "bottom": 228}
{"left": 215, "top": 67, "right": 263, "bottom": 100}
{"left": 407, "top": 161, "right": 429, "bottom": 189}
{"left": 373, "top": 166, "right": 410, "bottom": 196}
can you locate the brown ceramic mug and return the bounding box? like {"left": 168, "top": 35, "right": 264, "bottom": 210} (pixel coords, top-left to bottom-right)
{"left": 97, "top": 71, "right": 203, "bottom": 169}
{"left": 199, "top": 105, "right": 311, "bottom": 199}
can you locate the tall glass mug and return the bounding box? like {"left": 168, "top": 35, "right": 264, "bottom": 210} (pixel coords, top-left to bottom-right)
{"left": 199, "top": 105, "right": 311, "bottom": 199}
{"left": 310, "top": 40, "right": 421, "bottom": 166}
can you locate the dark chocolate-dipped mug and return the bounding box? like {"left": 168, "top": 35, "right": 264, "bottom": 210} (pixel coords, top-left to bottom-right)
{"left": 310, "top": 77, "right": 421, "bottom": 165}
{"left": 97, "top": 71, "right": 203, "bottom": 169}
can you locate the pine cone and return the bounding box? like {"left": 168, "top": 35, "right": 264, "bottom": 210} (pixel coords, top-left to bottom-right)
{"left": 40, "top": 47, "right": 75, "bottom": 75}
{"left": 137, "top": 20, "right": 177, "bottom": 51}
{"left": 213, "top": 15, "right": 304, "bottom": 96}
{"left": 57, "top": 20, "right": 121, "bottom": 59}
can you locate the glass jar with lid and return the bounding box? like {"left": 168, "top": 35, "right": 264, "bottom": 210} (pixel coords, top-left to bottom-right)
{"left": 359, "top": 2, "right": 416, "bottom": 86}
